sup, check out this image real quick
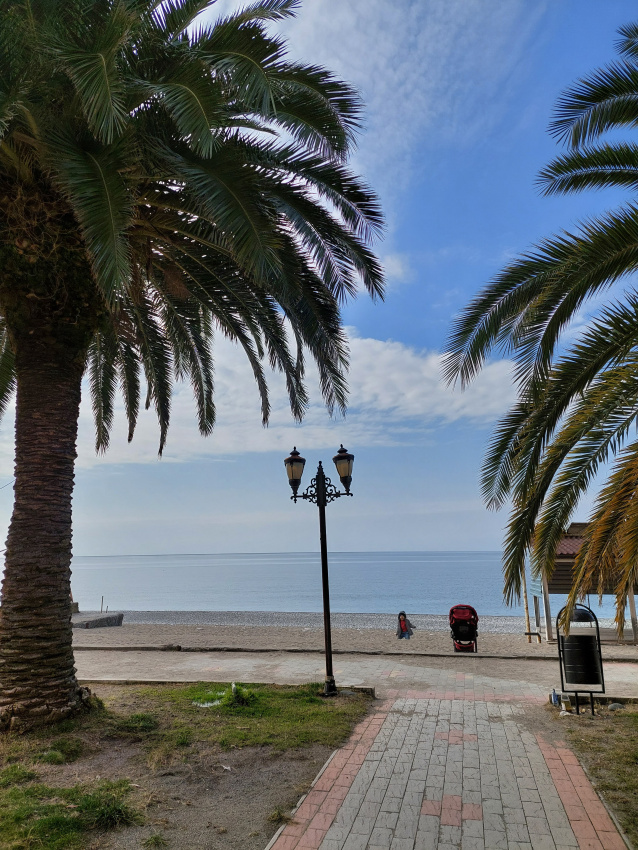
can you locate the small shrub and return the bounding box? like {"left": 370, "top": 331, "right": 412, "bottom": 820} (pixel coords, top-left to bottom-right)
{"left": 77, "top": 781, "right": 140, "bottom": 829}
{"left": 267, "top": 806, "right": 293, "bottom": 825}
{"left": 220, "top": 683, "right": 257, "bottom": 708}
{"left": 143, "top": 835, "right": 169, "bottom": 848}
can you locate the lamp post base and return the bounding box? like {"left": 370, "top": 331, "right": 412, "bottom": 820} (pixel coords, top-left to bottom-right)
{"left": 323, "top": 677, "right": 337, "bottom": 697}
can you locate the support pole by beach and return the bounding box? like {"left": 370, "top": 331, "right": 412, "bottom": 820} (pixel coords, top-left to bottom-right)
{"left": 521, "top": 567, "right": 532, "bottom": 644}
{"left": 317, "top": 465, "right": 336, "bottom": 694}
{"left": 284, "top": 446, "right": 354, "bottom": 697}
{"left": 628, "top": 588, "right": 638, "bottom": 645}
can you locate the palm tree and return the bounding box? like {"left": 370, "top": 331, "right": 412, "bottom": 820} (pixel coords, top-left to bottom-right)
{"left": 0, "top": 0, "right": 384, "bottom": 731}
{"left": 443, "top": 21, "right": 638, "bottom": 631}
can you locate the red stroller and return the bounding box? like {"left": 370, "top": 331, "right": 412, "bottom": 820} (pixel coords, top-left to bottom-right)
{"left": 449, "top": 605, "right": 479, "bottom": 653}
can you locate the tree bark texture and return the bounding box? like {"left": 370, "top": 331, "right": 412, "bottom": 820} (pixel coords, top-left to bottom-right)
{"left": 0, "top": 186, "right": 104, "bottom": 730}
{"left": 0, "top": 352, "right": 91, "bottom": 731}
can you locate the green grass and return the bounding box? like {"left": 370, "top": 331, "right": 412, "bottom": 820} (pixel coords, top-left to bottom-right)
{"left": 0, "top": 777, "right": 139, "bottom": 849}
{"left": 133, "top": 681, "right": 370, "bottom": 751}
{"left": 111, "top": 712, "right": 160, "bottom": 734}
{"left": 0, "top": 681, "right": 370, "bottom": 846}
{"left": 0, "top": 765, "right": 38, "bottom": 788}
{"left": 36, "top": 736, "right": 84, "bottom": 765}
{"left": 142, "top": 835, "right": 169, "bottom": 848}
{"left": 567, "top": 704, "right": 638, "bottom": 846}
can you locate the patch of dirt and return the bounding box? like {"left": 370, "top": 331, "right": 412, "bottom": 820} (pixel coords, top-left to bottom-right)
{"left": 93, "top": 745, "right": 329, "bottom": 849}
{"left": 29, "top": 685, "right": 339, "bottom": 850}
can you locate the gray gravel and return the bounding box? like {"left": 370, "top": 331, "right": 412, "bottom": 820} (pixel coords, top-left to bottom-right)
{"left": 116, "top": 610, "right": 531, "bottom": 634}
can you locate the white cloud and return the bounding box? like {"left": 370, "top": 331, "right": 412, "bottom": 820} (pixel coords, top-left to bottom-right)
{"left": 0, "top": 332, "right": 513, "bottom": 472}
{"left": 0, "top": 333, "right": 514, "bottom": 473}
{"left": 382, "top": 253, "right": 412, "bottom": 289}
{"left": 206, "top": 0, "right": 547, "bottom": 203}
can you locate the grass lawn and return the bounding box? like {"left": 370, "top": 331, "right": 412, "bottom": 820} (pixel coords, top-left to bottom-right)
{"left": 0, "top": 682, "right": 371, "bottom": 849}
{"left": 566, "top": 703, "right": 638, "bottom": 847}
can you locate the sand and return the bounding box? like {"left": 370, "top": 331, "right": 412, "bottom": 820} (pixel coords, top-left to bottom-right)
{"left": 71, "top": 612, "right": 638, "bottom": 660}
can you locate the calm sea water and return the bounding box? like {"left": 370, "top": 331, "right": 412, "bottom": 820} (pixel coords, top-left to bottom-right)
{"left": 69, "top": 551, "right": 621, "bottom": 618}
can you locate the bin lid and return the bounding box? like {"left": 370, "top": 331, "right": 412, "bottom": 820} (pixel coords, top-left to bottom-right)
{"left": 571, "top": 605, "right": 596, "bottom": 623}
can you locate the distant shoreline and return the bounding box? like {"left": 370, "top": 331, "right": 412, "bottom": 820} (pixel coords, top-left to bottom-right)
{"left": 111, "top": 610, "right": 529, "bottom": 633}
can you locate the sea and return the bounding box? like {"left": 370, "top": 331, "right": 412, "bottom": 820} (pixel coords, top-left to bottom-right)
{"left": 69, "top": 551, "right": 622, "bottom": 620}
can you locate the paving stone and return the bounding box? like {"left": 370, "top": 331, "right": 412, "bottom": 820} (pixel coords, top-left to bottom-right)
{"left": 529, "top": 834, "right": 558, "bottom": 850}
{"left": 482, "top": 798, "right": 503, "bottom": 815}
{"left": 483, "top": 812, "right": 506, "bottom": 833}
{"left": 368, "top": 826, "right": 393, "bottom": 845}
{"left": 462, "top": 819, "right": 484, "bottom": 838}
{"left": 460, "top": 837, "right": 485, "bottom": 850}
{"left": 439, "top": 824, "right": 462, "bottom": 844}
{"left": 374, "top": 810, "right": 399, "bottom": 829}
{"left": 506, "top": 822, "right": 532, "bottom": 843}
{"left": 394, "top": 806, "right": 421, "bottom": 838}
{"left": 390, "top": 838, "right": 416, "bottom": 850}
{"left": 341, "top": 834, "right": 369, "bottom": 850}
{"left": 414, "top": 829, "right": 439, "bottom": 850}
{"left": 349, "top": 815, "right": 375, "bottom": 836}
{"left": 483, "top": 828, "right": 509, "bottom": 848}
{"left": 418, "top": 813, "right": 441, "bottom": 833}
{"left": 549, "top": 826, "right": 578, "bottom": 846}
{"left": 380, "top": 796, "right": 403, "bottom": 813}
{"left": 268, "top": 679, "right": 625, "bottom": 850}
{"left": 504, "top": 806, "right": 527, "bottom": 826}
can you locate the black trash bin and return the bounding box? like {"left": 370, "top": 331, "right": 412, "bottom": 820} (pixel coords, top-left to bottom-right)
{"left": 557, "top": 604, "right": 605, "bottom": 714}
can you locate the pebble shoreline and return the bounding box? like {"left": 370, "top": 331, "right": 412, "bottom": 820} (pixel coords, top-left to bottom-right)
{"left": 115, "top": 610, "right": 618, "bottom": 632}
{"left": 118, "top": 610, "right": 528, "bottom": 633}
{"left": 72, "top": 612, "right": 635, "bottom": 658}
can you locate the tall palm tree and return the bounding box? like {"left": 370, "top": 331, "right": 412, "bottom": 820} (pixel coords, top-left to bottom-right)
{"left": 0, "top": 0, "right": 384, "bottom": 730}
{"left": 443, "top": 21, "right": 638, "bottom": 631}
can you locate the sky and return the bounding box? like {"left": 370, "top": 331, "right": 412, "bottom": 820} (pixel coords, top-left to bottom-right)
{"left": 1, "top": 0, "right": 637, "bottom": 555}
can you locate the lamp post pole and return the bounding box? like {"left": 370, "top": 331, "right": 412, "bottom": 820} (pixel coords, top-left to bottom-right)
{"left": 284, "top": 446, "right": 354, "bottom": 697}
{"left": 316, "top": 462, "right": 335, "bottom": 693}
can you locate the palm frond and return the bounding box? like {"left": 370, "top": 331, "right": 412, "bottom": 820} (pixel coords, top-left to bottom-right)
{"left": 444, "top": 205, "right": 638, "bottom": 390}
{"left": 617, "top": 21, "right": 638, "bottom": 59}
{"left": 87, "top": 328, "right": 119, "bottom": 452}
{"left": 538, "top": 143, "right": 638, "bottom": 195}
{"left": 215, "top": 0, "right": 299, "bottom": 26}
{"left": 549, "top": 61, "right": 638, "bottom": 147}
{"left": 0, "top": 327, "right": 16, "bottom": 422}
{"left": 564, "top": 441, "right": 638, "bottom": 631}
{"left": 150, "top": 0, "right": 211, "bottom": 38}
{"left": 46, "top": 0, "right": 134, "bottom": 144}
{"left": 118, "top": 336, "right": 141, "bottom": 442}
{"left": 47, "top": 130, "right": 133, "bottom": 303}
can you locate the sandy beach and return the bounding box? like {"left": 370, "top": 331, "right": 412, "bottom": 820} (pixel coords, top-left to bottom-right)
{"left": 71, "top": 611, "right": 638, "bottom": 660}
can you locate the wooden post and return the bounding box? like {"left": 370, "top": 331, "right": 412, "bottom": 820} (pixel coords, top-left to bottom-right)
{"left": 628, "top": 587, "right": 638, "bottom": 646}
{"left": 542, "top": 573, "right": 553, "bottom": 642}
{"left": 521, "top": 567, "right": 532, "bottom": 644}
{"left": 533, "top": 596, "right": 542, "bottom": 642}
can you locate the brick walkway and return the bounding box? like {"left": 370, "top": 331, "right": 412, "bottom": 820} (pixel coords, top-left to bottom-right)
{"left": 267, "top": 682, "right": 627, "bottom": 850}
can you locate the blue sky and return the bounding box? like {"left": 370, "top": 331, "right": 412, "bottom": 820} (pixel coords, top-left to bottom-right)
{"left": 1, "top": 0, "right": 636, "bottom": 555}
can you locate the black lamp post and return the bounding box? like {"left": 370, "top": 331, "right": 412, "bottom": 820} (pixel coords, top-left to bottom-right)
{"left": 284, "top": 445, "right": 354, "bottom": 696}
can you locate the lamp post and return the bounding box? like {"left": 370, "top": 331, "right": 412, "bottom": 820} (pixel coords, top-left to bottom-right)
{"left": 284, "top": 445, "right": 354, "bottom": 696}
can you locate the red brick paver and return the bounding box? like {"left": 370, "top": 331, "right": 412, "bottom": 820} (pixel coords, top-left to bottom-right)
{"left": 538, "top": 736, "right": 626, "bottom": 850}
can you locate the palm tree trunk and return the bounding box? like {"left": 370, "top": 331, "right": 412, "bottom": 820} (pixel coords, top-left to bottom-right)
{"left": 0, "top": 347, "right": 90, "bottom": 731}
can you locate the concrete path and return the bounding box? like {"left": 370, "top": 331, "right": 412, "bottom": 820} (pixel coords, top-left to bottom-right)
{"left": 75, "top": 649, "right": 638, "bottom": 700}
{"left": 75, "top": 650, "right": 635, "bottom": 849}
